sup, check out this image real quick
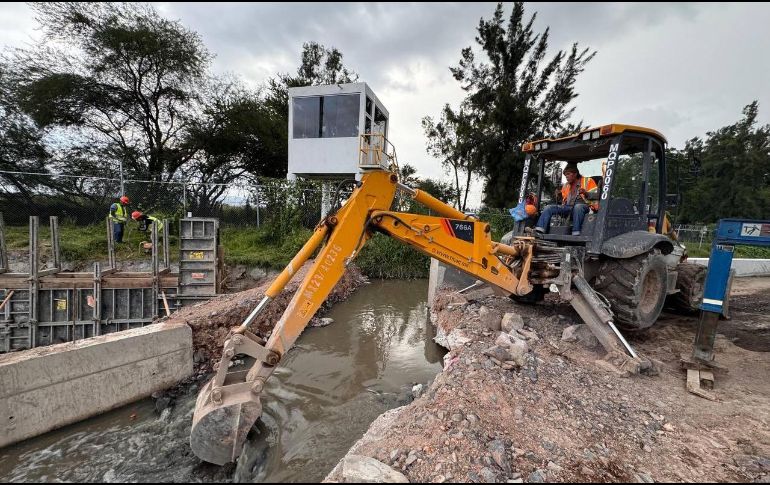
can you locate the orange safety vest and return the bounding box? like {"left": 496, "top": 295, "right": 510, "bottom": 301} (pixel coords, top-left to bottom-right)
{"left": 561, "top": 177, "right": 598, "bottom": 210}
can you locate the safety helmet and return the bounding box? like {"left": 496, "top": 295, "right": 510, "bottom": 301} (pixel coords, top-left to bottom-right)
{"left": 131, "top": 210, "right": 142, "bottom": 220}
{"left": 120, "top": 196, "right": 130, "bottom": 204}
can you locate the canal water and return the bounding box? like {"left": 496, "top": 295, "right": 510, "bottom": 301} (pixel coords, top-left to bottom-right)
{"left": 0, "top": 279, "right": 445, "bottom": 482}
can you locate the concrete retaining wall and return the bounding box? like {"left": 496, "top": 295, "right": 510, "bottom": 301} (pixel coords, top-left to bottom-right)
{"left": 0, "top": 322, "right": 193, "bottom": 448}
{"left": 688, "top": 258, "right": 770, "bottom": 277}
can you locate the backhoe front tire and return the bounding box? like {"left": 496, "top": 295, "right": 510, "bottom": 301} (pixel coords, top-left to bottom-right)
{"left": 593, "top": 251, "right": 669, "bottom": 330}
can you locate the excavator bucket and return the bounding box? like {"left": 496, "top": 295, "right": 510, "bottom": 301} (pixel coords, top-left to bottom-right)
{"left": 190, "top": 325, "right": 282, "bottom": 465}
{"left": 190, "top": 372, "right": 263, "bottom": 465}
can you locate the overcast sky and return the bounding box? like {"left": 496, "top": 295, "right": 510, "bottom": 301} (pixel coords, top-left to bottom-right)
{"left": 2, "top": 2, "right": 769, "bottom": 205}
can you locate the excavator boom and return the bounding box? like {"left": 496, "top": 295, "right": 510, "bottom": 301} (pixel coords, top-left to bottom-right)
{"left": 189, "top": 169, "right": 542, "bottom": 465}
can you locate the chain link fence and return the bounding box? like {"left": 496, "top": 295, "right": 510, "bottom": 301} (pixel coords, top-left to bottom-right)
{"left": 674, "top": 224, "right": 715, "bottom": 249}
{"left": 0, "top": 170, "right": 340, "bottom": 231}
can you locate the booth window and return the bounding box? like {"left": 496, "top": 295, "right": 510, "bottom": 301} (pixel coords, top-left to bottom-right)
{"left": 292, "top": 97, "right": 321, "bottom": 139}
{"left": 293, "top": 94, "right": 360, "bottom": 139}
{"left": 322, "top": 94, "right": 360, "bottom": 138}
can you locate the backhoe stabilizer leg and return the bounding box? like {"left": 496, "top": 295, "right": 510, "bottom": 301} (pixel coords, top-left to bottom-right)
{"left": 568, "top": 275, "right": 657, "bottom": 376}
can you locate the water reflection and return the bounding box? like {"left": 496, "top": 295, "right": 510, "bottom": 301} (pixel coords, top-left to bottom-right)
{"left": 0, "top": 279, "right": 444, "bottom": 483}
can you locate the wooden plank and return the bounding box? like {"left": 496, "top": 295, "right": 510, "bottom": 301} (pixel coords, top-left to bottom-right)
{"left": 0, "top": 290, "right": 14, "bottom": 312}
{"left": 38, "top": 268, "right": 61, "bottom": 277}
{"left": 686, "top": 369, "right": 717, "bottom": 401}
{"left": 700, "top": 370, "right": 715, "bottom": 390}
{"left": 161, "top": 291, "right": 171, "bottom": 317}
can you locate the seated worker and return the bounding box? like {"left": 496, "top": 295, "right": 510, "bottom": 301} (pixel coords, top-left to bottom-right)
{"left": 131, "top": 211, "right": 164, "bottom": 234}
{"left": 534, "top": 162, "right": 598, "bottom": 236}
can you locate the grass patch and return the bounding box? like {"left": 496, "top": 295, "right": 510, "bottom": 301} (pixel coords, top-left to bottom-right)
{"left": 4, "top": 224, "right": 179, "bottom": 263}
{"left": 356, "top": 233, "right": 430, "bottom": 279}
{"left": 683, "top": 242, "right": 770, "bottom": 259}
{"left": 220, "top": 226, "right": 312, "bottom": 269}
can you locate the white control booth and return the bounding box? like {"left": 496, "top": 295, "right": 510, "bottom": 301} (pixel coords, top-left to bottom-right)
{"left": 288, "top": 82, "right": 389, "bottom": 179}
{"left": 287, "top": 82, "right": 389, "bottom": 215}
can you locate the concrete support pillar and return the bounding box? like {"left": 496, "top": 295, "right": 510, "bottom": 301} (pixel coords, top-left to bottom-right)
{"left": 321, "top": 182, "right": 332, "bottom": 219}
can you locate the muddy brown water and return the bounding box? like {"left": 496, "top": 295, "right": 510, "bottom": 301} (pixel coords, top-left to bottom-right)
{"left": 0, "top": 279, "right": 445, "bottom": 483}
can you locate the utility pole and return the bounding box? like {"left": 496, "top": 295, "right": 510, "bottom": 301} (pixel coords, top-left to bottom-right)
{"left": 119, "top": 159, "right": 125, "bottom": 195}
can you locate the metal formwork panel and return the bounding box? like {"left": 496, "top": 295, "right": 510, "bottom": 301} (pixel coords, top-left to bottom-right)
{"left": 2, "top": 289, "right": 30, "bottom": 325}
{"left": 0, "top": 215, "right": 220, "bottom": 354}
{"left": 179, "top": 218, "right": 219, "bottom": 298}
{"left": 1, "top": 288, "right": 32, "bottom": 352}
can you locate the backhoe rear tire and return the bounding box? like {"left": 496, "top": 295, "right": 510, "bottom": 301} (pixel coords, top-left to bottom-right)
{"left": 666, "top": 263, "right": 706, "bottom": 314}
{"left": 593, "top": 251, "right": 669, "bottom": 330}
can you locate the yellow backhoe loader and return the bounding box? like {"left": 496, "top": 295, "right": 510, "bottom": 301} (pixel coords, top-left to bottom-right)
{"left": 190, "top": 128, "right": 691, "bottom": 465}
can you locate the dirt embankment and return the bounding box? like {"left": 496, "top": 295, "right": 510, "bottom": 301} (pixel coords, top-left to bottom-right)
{"left": 326, "top": 279, "right": 770, "bottom": 483}
{"left": 164, "top": 262, "right": 366, "bottom": 375}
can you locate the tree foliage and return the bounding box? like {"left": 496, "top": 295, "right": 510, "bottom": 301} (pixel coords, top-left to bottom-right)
{"left": 426, "top": 2, "right": 595, "bottom": 208}
{"left": 0, "top": 64, "right": 52, "bottom": 205}
{"left": 422, "top": 106, "right": 481, "bottom": 211}
{"left": 9, "top": 2, "right": 211, "bottom": 181}
{"left": 264, "top": 41, "right": 358, "bottom": 124}
{"left": 676, "top": 102, "right": 770, "bottom": 223}
{"left": 182, "top": 79, "right": 287, "bottom": 213}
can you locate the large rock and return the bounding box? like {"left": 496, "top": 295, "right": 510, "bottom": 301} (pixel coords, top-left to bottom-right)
{"left": 501, "top": 312, "right": 525, "bottom": 333}
{"left": 435, "top": 327, "right": 473, "bottom": 351}
{"left": 495, "top": 332, "right": 513, "bottom": 348}
{"left": 493, "top": 331, "right": 529, "bottom": 367}
{"left": 483, "top": 345, "right": 512, "bottom": 363}
{"left": 478, "top": 305, "right": 503, "bottom": 331}
{"left": 311, "top": 317, "right": 335, "bottom": 328}
{"left": 487, "top": 439, "right": 510, "bottom": 473}
{"left": 341, "top": 455, "right": 410, "bottom": 483}
{"left": 561, "top": 324, "right": 599, "bottom": 348}
{"left": 508, "top": 335, "right": 529, "bottom": 367}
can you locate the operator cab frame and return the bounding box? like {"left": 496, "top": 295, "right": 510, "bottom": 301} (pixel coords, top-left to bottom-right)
{"left": 517, "top": 124, "right": 669, "bottom": 255}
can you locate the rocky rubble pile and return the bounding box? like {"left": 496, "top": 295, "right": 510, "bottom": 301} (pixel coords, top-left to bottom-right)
{"left": 325, "top": 286, "right": 767, "bottom": 483}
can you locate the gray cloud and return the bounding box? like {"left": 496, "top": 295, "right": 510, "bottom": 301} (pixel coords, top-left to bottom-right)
{"left": 3, "top": 2, "right": 770, "bottom": 205}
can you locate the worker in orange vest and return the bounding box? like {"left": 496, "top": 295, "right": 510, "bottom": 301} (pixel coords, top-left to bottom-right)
{"left": 534, "top": 163, "right": 598, "bottom": 236}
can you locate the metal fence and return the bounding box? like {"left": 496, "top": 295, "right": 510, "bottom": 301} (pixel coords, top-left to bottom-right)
{"left": 0, "top": 170, "right": 339, "bottom": 230}
{"left": 674, "top": 224, "right": 715, "bottom": 248}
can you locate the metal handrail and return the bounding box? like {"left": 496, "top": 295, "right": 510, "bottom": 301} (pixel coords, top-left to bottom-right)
{"left": 359, "top": 133, "right": 398, "bottom": 171}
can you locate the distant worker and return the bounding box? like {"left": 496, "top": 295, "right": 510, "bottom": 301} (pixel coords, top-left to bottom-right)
{"left": 534, "top": 163, "right": 598, "bottom": 236}
{"left": 108, "top": 196, "right": 130, "bottom": 243}
{"left": 131, "top": 211, "right": 164, "bottom": 235}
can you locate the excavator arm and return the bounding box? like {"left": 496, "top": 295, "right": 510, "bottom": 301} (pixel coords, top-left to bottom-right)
{"left": 190, "top": 169, "right": 541, "bottom": 465}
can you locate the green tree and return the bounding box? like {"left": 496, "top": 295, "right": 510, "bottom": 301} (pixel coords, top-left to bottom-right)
{"left": 417, "top": 178, "right": 456, "bottom": 205}
{"left": 431, "top": 2, "right": 595, "bottom": 208}
{"left": 422, "top": 105, "right": 481, "bottom": 211}
{"left": 678, "top": 102, "right": 770, "bottom": 223}
{"left": 0, "top": 63, "right": 52, "bottom": 207}
{"left": 183, "top": 78, "right": 287, "bottom": 214}
{"left": 264, "top": 41, "right": 358, "bottom": 123}
{"left": 9, "top": 2, "right": 211, "bottom": 182}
